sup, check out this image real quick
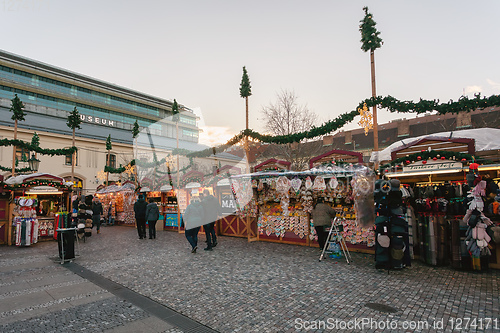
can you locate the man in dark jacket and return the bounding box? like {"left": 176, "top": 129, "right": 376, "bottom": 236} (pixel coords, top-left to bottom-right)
{"left": 91, "top": 196, "right": 104, "bottom": 234}
{"left": 145, "top": 198, "right": 160, "bottom": 239}
{"left": 133, "top": 194, "right": 148, "bottom": 239}
{"left": 201, "top": 190, "right": 222, "bottom": 251}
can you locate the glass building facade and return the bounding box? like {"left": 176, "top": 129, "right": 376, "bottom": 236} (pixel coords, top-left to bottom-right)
{"left": 0, "top": 50, "right": 199, "bottom": 142}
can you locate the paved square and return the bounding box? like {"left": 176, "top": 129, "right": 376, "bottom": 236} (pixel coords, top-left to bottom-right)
{"left": 2, "top": 225, "right": 499, "bottom": 332}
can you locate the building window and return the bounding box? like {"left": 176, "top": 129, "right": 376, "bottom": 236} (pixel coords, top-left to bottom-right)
{"left": 65, "top": 151, "right": 78, "bottom": 166}
{"left": 15, "top": 147, "right": 29, "bottom": 163}
{"left": 106, "top": 154, "right": 116, "bottom": 168}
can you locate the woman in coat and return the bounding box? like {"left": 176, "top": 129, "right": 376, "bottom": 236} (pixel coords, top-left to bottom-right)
{"left": 145, "top": 198, "right": 160, "bottom": 239}
{"left": 311, "top": 197, "right": 336, "bottom": 251}
{"left": 183, "top": 197, "right": 204, "bottom": 253}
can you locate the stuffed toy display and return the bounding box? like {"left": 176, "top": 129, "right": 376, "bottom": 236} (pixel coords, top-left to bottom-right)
{"left": 463, "top": 172, "right": 495, "bottom": 270}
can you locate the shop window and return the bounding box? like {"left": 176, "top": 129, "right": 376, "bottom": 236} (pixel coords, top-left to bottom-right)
{"left": 106, "top": 154, "right": 116, "bottom": 168}
{"left": 65, "top": 151, "right": 78, "bottom": 166}
{"left": 63, "top": 176, "right": 83, "bottom": 192}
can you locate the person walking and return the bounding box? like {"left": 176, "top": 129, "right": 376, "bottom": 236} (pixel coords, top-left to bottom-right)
{"left": 201, "top": 190, "right": 222, "bottom": 251}
{"left": 311, "top": 197, "right": 336, "bottom": 251}
{"left": 134, "top": 194, "right": 148, "bottom": 239}
{"left": 145, "top": 198, "right": 160, "bottom": 239}
{"left": 183, "top": 197, "right": 204, "bottom": 253}
{"left": 107, "top": 199, "right": 116, "bottom": 226}
{"left": 91, "top": 196, "right": 104, "bottom": 234}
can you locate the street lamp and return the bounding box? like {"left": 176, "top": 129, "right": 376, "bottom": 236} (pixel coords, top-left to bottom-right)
{"left": 28, "top": 154, "right": 40, "bottom": 173}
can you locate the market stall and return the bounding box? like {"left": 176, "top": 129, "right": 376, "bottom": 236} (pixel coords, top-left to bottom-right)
{"left": 4, "top": 173, "right": 72, "bottom": 246}
{"left": 159, "top": 184, "right": 181, "bottom": 230}
{"left": 95, "top": 181, "right": 136, "bottom": 226}
{"left": 380, "top": 134, "right": 500, "bottom": 270}
{"left": 211, "top": 165, "right": 248, "bottom": 238}
{"left": 229, "top": 164, "right": 375, "bottom": 252}
{"left": 0, "top": 174, "right": 10, "bottom": 245}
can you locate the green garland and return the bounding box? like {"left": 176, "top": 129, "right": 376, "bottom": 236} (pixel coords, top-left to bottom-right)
{"left": 104, "top": 159, "right": 136, "bottom": 174}
{"left": 0, "top": 165, "right": 31, "bottom": 173}
{"left": 105, "top": 157, "right": 194, "bottom": 175}
{"left": 358, "top": 94, "right": 500, "bottom": 116}
{"left": 186, "top": 94, "right": 500, "bottom": 158}
{"left": 0, "top": 138, "right": 77, "bottom": 156}
{"left": 135, "top": 157, "right": 167, "bottom": 168}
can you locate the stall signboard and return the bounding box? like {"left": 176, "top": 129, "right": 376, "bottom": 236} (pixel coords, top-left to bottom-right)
{"left": 403, "top": 161, "right": 462, "bottom": 173}
{"left": 220, "top": 191, "right": 237, "bottom": 215}
{"left": 177, "top": 190, "right": 188, "bottom": 212}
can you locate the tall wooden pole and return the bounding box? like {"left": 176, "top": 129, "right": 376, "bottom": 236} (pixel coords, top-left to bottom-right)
{"left": 71, "top": 128, "right": 76, "bottom": 205}
{"left": 71, "top": 128, "right": 75, "bottom": 184}
{"left": 11, "top": 119, "right": 18, "bottom": 178}
{"left": 244, "top": 96, "right": 253, "bottom": 241}
{"left": 176, "top": 121, "right": 180, "bottom": 232}
{"left": 106, "top": 150, "right": 109, "bottom": 185}
{"left": 245, "top": 96, "right": 249, "bottom": 131}
{"left": 370, "top": 50, "right": 379, "bottom": 170}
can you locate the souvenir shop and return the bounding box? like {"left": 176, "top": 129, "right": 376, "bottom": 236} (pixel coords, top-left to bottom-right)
{"left": 230, "top": 152, "right": 376, "bottom": 252}
{"left": 94, "top": 181, "right": 136, "bottom": 226}
{"left": 382, "top": 136, "right": 500, "bottom": 270}
{"left": 0, "top": 175, "right": 9, "bottom": 245}
{"left": 4, "top": 173, "right": 71, "bottom": 246}
{"left": 159, "top": 184, "right": 180, "bottom": 230}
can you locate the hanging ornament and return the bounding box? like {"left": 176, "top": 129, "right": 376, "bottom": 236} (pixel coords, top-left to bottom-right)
{"left": 357, "top": 103, "right": 373, "bottom": 136}
{"left": 290, "top": 178, "right": 302, "bottom": 193}
{"left": 305, "top": 176, "right": 312, "bottom": 190}
{"left": 328, "top": 176, "right": 338, "bottom": 190}
{"left": 276, "top": 176, "right": 290, "bottom": 194}
{"left": 312, "top": 176, "right": 326, "bottom": 191}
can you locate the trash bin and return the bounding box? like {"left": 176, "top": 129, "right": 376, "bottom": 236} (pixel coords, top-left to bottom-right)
{"left": 57, "top": 228, "right": 76, "bottom": 262}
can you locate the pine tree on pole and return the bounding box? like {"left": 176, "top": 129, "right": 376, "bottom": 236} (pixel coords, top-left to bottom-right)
{"left": 172, "top": 99, "right": 180, "bottom": 122}
{"left": 360, "top": 6, "right": 383, "bottom": 163}
{"left": 29, "top": 132, "right": 40, "bottom": 163}
{"left": 106, "top": 134, "right": 112, "bottom": 185}
{"left": 239, "top": 66, "right": 253, "bottom": 239}
{"left": 132, "top": 120, "right": 140, "bottom": 185}
{"left": 30, "top": 132, "right": 40, "bottom": 148}
{"left": 10, "top": 94, "right": 26, "bottom": 178}
{"left": 67, "top": 106, "right": 82, "bottom": 186}
{"left": 239, "top": 66, "right": 252, "bottom": 130}
{"left": 132, "top": 120, "right": 140, "bottom": 139}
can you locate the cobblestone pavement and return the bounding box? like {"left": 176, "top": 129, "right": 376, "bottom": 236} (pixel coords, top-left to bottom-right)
{"left": 2, "top": 225, "right": 500, "bottom": 332}
{"left": 0, "top": 235, "right": 181, "bottom": 333}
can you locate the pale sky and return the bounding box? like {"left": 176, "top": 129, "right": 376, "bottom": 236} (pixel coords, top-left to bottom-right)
{"left": 2, "top": 0, "right": 499, "bottom": 147}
